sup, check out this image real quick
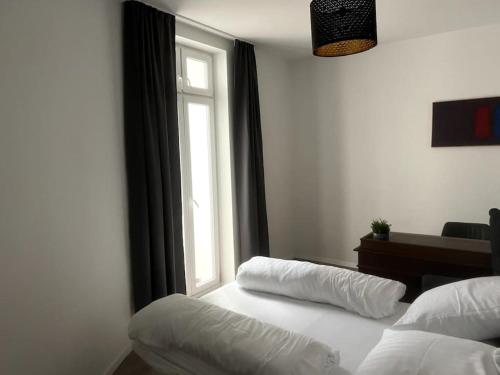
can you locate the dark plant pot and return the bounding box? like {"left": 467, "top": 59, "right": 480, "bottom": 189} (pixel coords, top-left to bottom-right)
{"left": 373, "top": 232, "right": 389, "bottom": 240}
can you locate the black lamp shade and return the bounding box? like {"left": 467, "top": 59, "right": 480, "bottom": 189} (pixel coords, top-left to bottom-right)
{"left": 310, "top": 0, "right": 377, "bottom": 57}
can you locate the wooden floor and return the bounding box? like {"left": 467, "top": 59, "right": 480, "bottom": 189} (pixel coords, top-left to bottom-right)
{"left": 113, "top": 352, "right": 161, "bottom": 375}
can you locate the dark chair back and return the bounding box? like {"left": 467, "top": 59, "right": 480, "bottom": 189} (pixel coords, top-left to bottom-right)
{"left": 489, "top": 209, "right": 500, "bottom": 275}
{"left": 441, "top": 222, "right": 490, "bottom": 241}
{"left": 423, "top": 220, "right": 492, "bottom": 292}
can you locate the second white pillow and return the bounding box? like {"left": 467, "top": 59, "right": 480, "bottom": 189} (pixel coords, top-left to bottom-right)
{"left": 356, "top": 329, "right": 499, "bottom": 375}
{"left": 393, "top": 276, "right": 500, "bottom": 340}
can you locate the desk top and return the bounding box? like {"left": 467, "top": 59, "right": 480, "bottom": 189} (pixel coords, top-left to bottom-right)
{"left": 360, "top": 232, "right": 491, "bottom": 254}
{"left": 355, "top": 232, "right": 492, "bottom": 302}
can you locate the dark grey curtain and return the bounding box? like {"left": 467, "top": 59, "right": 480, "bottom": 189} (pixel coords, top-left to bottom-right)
{"left": 123, "top": 1, "right": 186, "bottom": 311}
{"left": 232, "top": 40, "right": 270, "bottom": 264}
{"left": 490, "top": 209, "right": 500, "bottom": 275}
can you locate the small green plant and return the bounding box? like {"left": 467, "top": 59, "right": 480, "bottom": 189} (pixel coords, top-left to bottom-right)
{"left": 371, "top": 218, "right": 391, "bottom": 234}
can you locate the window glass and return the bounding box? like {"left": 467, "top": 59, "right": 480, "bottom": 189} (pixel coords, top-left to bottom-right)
{"left": 186, "top": 57, "right": 209, "bottom": 90}
{"left": 186, "top": 102, "right": 215, "bottom": 287}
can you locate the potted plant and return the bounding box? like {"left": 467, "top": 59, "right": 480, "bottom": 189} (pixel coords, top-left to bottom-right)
{"left": 371, "top": 218, "right": 391, "bottom": 240}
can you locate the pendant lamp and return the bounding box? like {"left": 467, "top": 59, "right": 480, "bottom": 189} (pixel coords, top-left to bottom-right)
{"left": 310, "top": 0, "right": 377, "bottom": 57}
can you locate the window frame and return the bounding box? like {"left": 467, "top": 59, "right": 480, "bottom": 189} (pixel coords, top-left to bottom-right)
{"left": 180, "top": 46, "right": 214, "bottom": 97}
{"left": 177, "top": 44, "right": 221, "bottom": 297}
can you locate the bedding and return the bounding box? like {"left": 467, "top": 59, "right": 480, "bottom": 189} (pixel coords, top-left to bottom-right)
{"left": 355, "top": 329, "right": 500, "bottom": 375}
{"left": 129, "top": 293, "right": 343, "bottom": 375}
{"left": 495, "top": 349, "right": 500, "bottom": 372}
{"left": 202, "top": 282, "right": 409, "bottom": 373}
{"left": 393, "top": 276, "right": 500, "bottom": 340}
{"left": 236, "top": 257, "right": 406, "bottom": 319}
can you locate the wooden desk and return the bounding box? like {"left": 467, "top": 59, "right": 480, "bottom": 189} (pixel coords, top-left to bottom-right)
{"left": 354, "top": 232, "right": 492, "bottom": 302}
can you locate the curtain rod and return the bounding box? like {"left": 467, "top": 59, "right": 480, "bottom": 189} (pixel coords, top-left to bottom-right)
{"left": 175, "top": 13, "right": 253, "bottom": 45}
{"left": 137, "top": 0, "right": 253, "bottom": 45}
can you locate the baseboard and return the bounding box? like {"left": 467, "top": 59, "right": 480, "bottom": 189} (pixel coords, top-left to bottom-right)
{"left": 103, "top": 343, "right": 132, "bottom": 375}
{"left": 296, "top": 255, "right": 358, "bottom": 270}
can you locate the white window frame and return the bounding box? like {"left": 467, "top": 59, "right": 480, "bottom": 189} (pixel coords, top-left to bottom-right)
{"left": 180, "top": 46, "right": 214, "bottom": 96}
{"left": 177, "top": 45, "right": 221, "bottom": 296}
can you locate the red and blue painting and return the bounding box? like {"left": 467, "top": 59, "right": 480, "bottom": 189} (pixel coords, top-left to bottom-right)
{"left": 432, "top": 96, "right": 500, "bottom": 147}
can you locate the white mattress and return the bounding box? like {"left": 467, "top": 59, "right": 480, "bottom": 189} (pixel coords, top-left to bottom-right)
{"left": 201, "top": 282, "right": 410, "bottom": 373}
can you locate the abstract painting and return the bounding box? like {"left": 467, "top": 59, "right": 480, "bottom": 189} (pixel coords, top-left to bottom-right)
{"left": 432, "top": 96, "right": 500, "bottom": 147}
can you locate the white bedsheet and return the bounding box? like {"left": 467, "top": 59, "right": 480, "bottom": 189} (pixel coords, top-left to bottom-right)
{"left": 201, "top": 282, "right": 410, "bottom": 373}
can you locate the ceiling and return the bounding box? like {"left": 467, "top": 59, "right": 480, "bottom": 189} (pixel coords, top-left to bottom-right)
{"left": 161, "top": 0, "right": 500, "bottom": 58}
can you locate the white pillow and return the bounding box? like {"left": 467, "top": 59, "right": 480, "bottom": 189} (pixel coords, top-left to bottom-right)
{"left": 236, "top": 257, "right": 406, "bottom": 319}
{"left": 393, "top": 276, "right": 500, "bottom": 340}
{"left": 355, "top": 329, "right": 500, "bottom": 375}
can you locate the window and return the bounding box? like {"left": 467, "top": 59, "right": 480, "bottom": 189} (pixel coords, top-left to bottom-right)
{"left": 177, "top": 45, "right": 220, "bottom": 296}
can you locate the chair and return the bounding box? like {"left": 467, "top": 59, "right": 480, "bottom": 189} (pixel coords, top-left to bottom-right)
{"left": 489, "top": 209, "right": 500, "bottom": 275}
{"left": 422, "top": 221, "right": 491, "bottom": 292}
{"left": 441, "top": 222, "right": 490, "bottom": 240}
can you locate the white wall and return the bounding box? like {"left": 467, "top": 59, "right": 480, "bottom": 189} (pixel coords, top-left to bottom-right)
{"left": 256, "top": 48, "right": 297, "bottom": 260}
{"left": 0, "top": 1, "right": 131, "bottom": 374}
{"left": 291, "top": 24, "right": 500, "bottom": 265}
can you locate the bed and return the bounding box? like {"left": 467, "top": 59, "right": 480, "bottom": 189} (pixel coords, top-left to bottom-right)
{"left": 202, "top": 282, "right": 409, "bottom": 373}
{"left": 133, "top": 281, "right": 409, "bottom": 374}
{"left": 129, "top": 257, "right": 500, "bottom": 375}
